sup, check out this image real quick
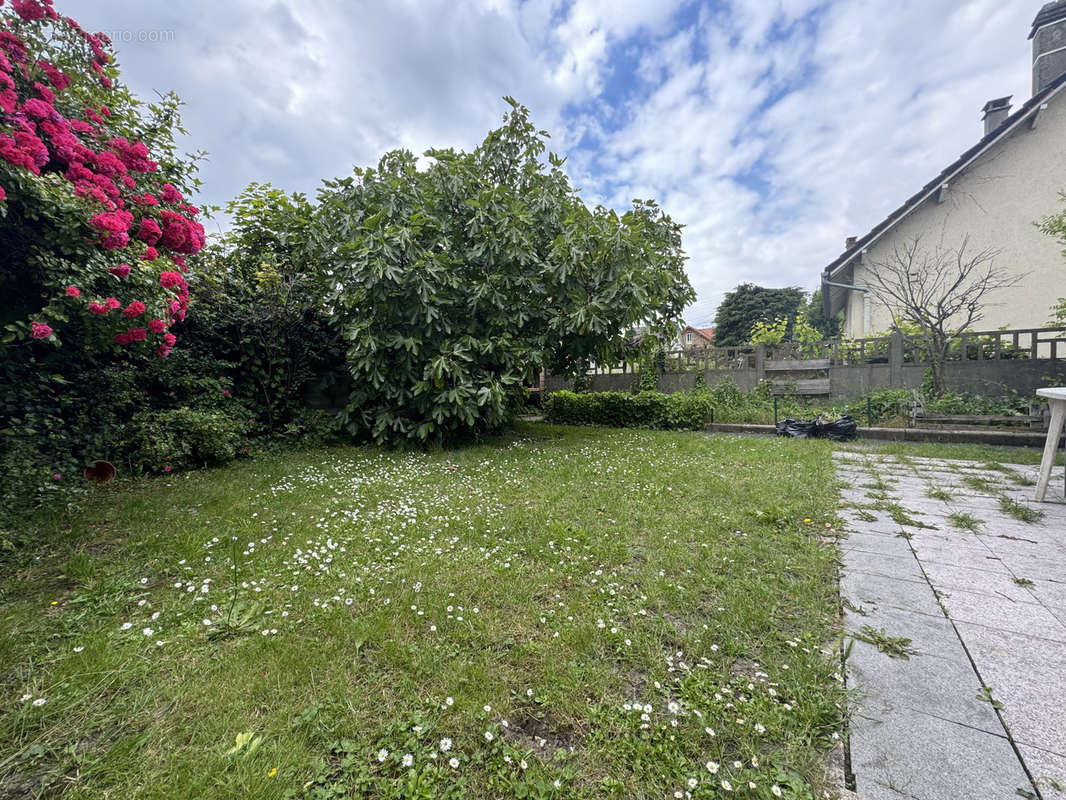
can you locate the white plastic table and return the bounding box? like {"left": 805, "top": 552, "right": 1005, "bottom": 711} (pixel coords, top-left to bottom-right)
{"left": 1035, "top": 387, "right": 1066, "bottom": 502}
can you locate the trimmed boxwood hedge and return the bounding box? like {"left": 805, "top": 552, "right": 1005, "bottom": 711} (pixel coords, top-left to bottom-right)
{"left": 544, "top": 390, "right": 711, "bottom": 430}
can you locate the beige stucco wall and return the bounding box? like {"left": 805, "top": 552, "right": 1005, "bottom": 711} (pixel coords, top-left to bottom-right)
{"left": 842, "top": 89, "right": 1066, "bottom": 339}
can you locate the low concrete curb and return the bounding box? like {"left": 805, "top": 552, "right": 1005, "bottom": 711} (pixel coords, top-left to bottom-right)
{"left": 706, "top": 422, "right": 1063, "bottom": 448}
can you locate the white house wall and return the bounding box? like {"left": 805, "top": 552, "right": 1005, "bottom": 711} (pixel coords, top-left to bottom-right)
{"left": 844, "top": 91, "right": 1066, "bottom": 339}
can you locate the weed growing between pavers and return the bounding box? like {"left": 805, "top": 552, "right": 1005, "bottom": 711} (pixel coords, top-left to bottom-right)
{"left": 947, "top": 512, "right": 984, "bottom": 533}
{"left": 924, "top": 487, "right": 954, "bottom": 502}
{"left": 975, "top": 687, "right": 1004, "bottom": 710}
{"left": 998, "top": 497, "right": 1045, "bottom": 524}
{"left": 960, "top": 475, "right": 999, "bottom": 494}
{"left": 851, "top": 627, "right": 916, "bottom": 660}
{"left": 1, "top": 426, "right": 844, "bottom": 800}
{"left": 883, "top": 502, "right": 937, "bottom": 529}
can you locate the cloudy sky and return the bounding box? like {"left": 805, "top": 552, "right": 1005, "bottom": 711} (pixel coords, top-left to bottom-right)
{"left": 66, "top": 0, "right": 1040, "bottom": 325}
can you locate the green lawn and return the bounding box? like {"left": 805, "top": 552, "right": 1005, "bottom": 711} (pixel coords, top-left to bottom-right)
{"left": 1, "top": 425, "right": 844, "bottom": 800}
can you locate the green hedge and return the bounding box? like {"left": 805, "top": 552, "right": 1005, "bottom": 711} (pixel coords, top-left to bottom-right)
{"left": 544, "top": 390, "right": 711, "bottom": 430}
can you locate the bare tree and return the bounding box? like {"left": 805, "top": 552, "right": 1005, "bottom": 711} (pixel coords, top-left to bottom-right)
{"left": 866, "top": 235, "right": 1025, "bottom": 395}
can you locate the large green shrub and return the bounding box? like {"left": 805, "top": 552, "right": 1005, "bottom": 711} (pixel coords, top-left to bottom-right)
{"left": 544, "top": 390, "right": 711, "bottom": 430}
{"left": 310, "top": 99, "right": 694, "bottom": 446}
{"left": 713, "top": 284, "right": 806, "bottom": 346}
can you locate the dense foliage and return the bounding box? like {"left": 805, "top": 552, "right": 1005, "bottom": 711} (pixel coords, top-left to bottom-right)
{"left": 712, "top": 284, "right": 806, "bottom": 346}
{"left": 694, "top": 376, "right": 1041, "bottom": 428}
{"left": 182, "top": 183, "right": 344, "bottom": 433}
{"left": 803, "top": 288, "right": 842, "bottom": 339}
{"left": 0, "top": 1, "right": 205, "bottom": 353}
{"left": 0, "top": 1, "right": 216, "bottom": 536}
{"left": 544, "top": 389, "right": 711, "bottom": 430}
{"left": 310, "top": 99, "right": 694, "bottom": 445}
{"left": 749, "top": 313, "right": 823, "bottom": 355}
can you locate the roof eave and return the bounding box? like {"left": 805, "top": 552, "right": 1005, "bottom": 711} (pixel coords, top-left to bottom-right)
{"left": 821, "top": 73, "right": 1066, "bottom": 283}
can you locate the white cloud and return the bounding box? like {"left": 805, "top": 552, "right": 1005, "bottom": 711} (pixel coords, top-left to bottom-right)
{"left": 63, "top": 0, "right": 1043, "bottom": 324}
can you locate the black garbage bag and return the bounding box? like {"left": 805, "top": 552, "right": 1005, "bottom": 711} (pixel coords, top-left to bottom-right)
{"left": 775, "top": 414, "right": 858, "bottom": 442}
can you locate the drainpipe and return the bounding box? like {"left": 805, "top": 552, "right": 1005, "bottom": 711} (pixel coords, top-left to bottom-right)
{"left": 822, "top": 278, "right": 872, "bottom": 336}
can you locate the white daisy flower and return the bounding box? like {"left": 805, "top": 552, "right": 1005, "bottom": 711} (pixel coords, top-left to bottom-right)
{"left": 402, "top": 753, "right": 413, "bottom": 767}
{"left": 439, "top": 738, "right": 452, "bottom": 752}
{"left": 448, "top": 757, "right": 459, "bottom": 769}
{"left": 377, "top": 748, "right": 388, "bottom": 762}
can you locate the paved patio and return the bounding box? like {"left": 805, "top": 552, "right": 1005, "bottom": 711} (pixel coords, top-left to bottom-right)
{"left": 834, "top": 451, "right": 1066, "bottom": 800}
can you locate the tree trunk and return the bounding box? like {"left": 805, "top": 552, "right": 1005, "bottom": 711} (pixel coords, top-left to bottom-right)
{"left": 930, "top": 342, "right": 949, "bottom": 397}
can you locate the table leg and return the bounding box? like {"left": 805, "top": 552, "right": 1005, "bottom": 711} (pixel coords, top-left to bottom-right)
{"left": 1035, "top": 402, "right": 1066, "bottom": 502}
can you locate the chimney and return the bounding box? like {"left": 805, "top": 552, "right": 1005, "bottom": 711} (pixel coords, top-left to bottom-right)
{"left": 1030, "top": 0, "right": 1066, "bottom": 95}
{"left": 981, "top": 96, "right": 1012, "bottom": 135}
{"left": 845, "top": 236, "right": 857, "bottom": 250}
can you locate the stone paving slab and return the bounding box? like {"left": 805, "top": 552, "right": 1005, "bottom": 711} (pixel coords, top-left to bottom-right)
{"left": 844, "top": 607, "right": 1009, "bottom": 736}
{"left": 849, "top": 707, "right": 1034, "bottom": 800}
{"left": 841, "top": 548, "right": 927, "bottom": 584}
{"left": 938, "top": 590, "right": 1066, "bottom": 642}
{"left": 909, "top": 539, "right": 1011, "bottom": 573}
{"left": 840, "top": 531, "right": 915, "bottom": 556}
{"left": 921, "top": 561, "right": 1038, "bottom": 602}
{"left": 954, "top": 622, "right": 1066, "bottom": 756}
{"left": 835, "top": 451, "right": 1066, "bottom": 799}
{"left": 841, "top": 571, "right": 942, "bottom": 617}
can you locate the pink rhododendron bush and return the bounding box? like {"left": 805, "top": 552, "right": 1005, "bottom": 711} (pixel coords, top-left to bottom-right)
{"left": 0, "top": 0, "right": 204, "bottom": 355}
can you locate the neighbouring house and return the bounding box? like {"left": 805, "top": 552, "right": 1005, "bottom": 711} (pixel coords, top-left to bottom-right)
{"left": 679, "top": 325, "right": 715, "bottom": 350}
{"left": 821, "top": 1, "right": 1066, "bottom": 339}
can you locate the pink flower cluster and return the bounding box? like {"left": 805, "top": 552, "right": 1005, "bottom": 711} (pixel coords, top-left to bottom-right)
{"left": 13, "top": 1, "right": 58, "bottom": 23}
{"left": 2, "top": 4, "right": 205, "bottom": 354}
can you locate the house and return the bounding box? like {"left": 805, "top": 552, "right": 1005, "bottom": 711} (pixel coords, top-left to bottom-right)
{"left": 679, "top": 325, "right": 715, "bottom": 350}
{"left": 821, "top": 2, "right": 1066, "bottom": 339}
